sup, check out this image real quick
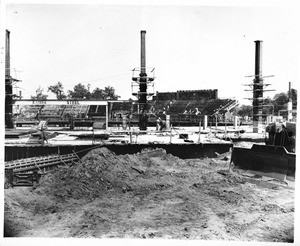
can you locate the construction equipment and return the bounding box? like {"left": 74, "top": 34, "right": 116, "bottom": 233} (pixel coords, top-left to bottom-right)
{"left": 231, "top": 122, "right": 296, "bottom": 181}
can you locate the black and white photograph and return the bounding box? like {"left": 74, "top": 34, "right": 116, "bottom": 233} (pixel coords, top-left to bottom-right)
{"left": 1, "top": 0, "right": 299, "bottom": 245}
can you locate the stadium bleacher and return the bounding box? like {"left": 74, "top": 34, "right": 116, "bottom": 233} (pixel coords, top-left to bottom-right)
{"left": 62, "top": 105, "right": 89, "bottom": 119}
{"left": 13, "top": 90, "right": 238, "bottom": 126}
{"left": 39, "top": 105, "right": 65, "bottom": 120}
{"left": 87, "top": 105, "right": 106, "bottom": 117}
{"left": 14, "top": 105, "right": 43, "bottom": 120}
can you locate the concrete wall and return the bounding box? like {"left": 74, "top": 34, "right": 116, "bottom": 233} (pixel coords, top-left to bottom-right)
{"left": 155, "top": 89, "right": 218, "bottom": 101}
{"left": 5, "top": 143, "right": 232, "bottom": 162}
{"left": 232, "top": 144, "right": 295, "bottom": 180}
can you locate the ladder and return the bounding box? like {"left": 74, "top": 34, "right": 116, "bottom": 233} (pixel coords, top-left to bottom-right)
{"left": 5, "top": 153, "right": 79, "bottom": 173}
{"left": 5, "top": 153, "right": 80, "bottom": 186}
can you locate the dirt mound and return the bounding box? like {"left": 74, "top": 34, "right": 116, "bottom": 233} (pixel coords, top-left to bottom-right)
{"left": 5, "top": 147, "right": 295, "bottom": 241}
{"left": 35, "top": 147, "right": 181, "bottom": 200}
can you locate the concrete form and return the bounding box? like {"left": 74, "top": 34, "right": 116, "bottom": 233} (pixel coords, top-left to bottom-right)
{"left": 253, "top": 40, "right": 263, "bottom": 133}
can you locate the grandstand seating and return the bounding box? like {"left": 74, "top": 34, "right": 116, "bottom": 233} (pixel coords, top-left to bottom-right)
{"left": 87, "top": 105, "right": 106, "bottom": 117}
{"left": 39, "top": 105, "right": 65, "bottom": 119}
{"left": 110, "top": 102, "right": 133, "bottom": 114}
{"left": 12, "top": 95, "right": 237, "bottom": 125}
{"left": 122, "top": 102, "right": 133, "bottom": 112}
{"left": 169, "top": 101, "right": 188, "bottom": 114}
{"left": 201, "top": 99, "right": 236, "bottom": 116}
{"left": 132, "top": 103, "right": 139, "bottom": 114}
{"left": 14, "top": 105, "right": 43, "bottom": 120}
{"left": 150, "top": 100, "right": 171, "bottom": 115}
{"left": 152, "top": 99, "right": 237, "bottom": 117}
{"left": 62, "top": 105, "right": 89, "bottom": 119}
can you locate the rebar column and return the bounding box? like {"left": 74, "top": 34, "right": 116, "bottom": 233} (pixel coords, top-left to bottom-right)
{"left": 5, "top": 30, "right": 14, "bottom": 129}
{"left": 139, "top": 30, "right": 148, "bottom": 131}
{"left": 253, "top": 40, "right": 263, "bottom": 133}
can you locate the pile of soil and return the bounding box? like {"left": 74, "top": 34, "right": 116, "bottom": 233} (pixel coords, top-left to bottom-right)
{"left": 35, "top": 148, "right": 185, "bottom": 200}
{"left": 4, "top": 147, "right": 295, "bottom": 241}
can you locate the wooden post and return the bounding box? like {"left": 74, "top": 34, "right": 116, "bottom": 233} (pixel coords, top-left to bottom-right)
{"left": 198, "top": 121, "right": 201, "bottom": 143}
{"left": 203, "top": 115, "right": 207, "bottom": 130}
{"left": 122, "top": 114, "right": 127, "bottom": 130}
{"left": 234, "top": 116, "right": 238, "bottom": 129}
{"left": 32, "top": 170, "right": 38, "bottom": 186}
{"left": 215, "top": 115, "right": 218, "bottom": 137}
{"left": 166, "top": 115, "right": 170, "bottom": 130}
{"left": 129, "top": 130, "right": 132, "bottom": 144}
{"left": 70, "top": 116, "right": 74, "bottom": 130}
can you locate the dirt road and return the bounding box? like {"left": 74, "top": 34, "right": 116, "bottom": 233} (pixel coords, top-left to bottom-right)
{"left": 4, "top": 148, "right": 294, "bottom": 242}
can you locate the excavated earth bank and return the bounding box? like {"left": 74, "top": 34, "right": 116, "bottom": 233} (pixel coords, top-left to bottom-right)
{"left": 4, "top": 147, "right": 294, "bottom": 242}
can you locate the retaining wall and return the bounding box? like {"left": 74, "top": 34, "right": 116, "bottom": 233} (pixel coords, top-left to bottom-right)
{"left": 5, "top": 143, "right": 232, "bottom": 162}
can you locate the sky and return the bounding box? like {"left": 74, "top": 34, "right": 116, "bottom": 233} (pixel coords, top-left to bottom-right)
{"left": 3, "top": 1, "right": 299, "bottom": 105}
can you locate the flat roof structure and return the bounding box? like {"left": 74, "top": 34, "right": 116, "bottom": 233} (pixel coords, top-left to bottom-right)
{"left": 14, "top": 99, "right": 108, "bottom": 106}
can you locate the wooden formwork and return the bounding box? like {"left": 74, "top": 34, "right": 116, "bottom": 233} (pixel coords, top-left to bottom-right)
{"left": 5, "top": 153, "right": 80, "bottom": 186}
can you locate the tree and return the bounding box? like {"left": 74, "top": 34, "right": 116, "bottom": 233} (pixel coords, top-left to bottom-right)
{"left": 48, "top": 82, "right": 66, "bottom": 100}
{"left": 31, "top": 86, "right": 48, "bottom": 100}
{"left": 236, "top": 105, "right": 252, "bottom": 117}
{"left": 261, "top": 97, "right": 274, "bottom": 115}
{"left": 67, "top": 83, "right": 91, "bottom": 99}
{"left": 103, "top": 86, "right": 120, "bottom": 100}
{"left": 91, "top": 86, "right": 120, "bottom": 100}
{"left": 91, "top": 87, "right": 106, "bottom": 100}
{"left": 273, "top": 92, "right": 289, "bottom": 114}
{"left": 66, "top": 83, "right": 120, "bottom": 100}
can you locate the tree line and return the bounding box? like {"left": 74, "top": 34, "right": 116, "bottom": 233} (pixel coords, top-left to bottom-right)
{"left": 31, "top": 82, "right": 120, "bottom": 100}
{"left": 235, "top": 88, "right": 297, "bottom": 117}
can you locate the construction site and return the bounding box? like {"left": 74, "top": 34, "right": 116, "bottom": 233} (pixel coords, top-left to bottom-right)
{"left": 3, "top": 23, "right": 297, "bottom": 243}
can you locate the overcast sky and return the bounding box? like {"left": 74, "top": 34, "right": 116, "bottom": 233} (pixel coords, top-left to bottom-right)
{"left": 4, "top": 2, "right": 299, "bottom": 104}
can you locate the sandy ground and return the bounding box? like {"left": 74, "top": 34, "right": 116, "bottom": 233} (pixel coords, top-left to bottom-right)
{"left": 4, "top": 148, "right": 294, "bottom": 242}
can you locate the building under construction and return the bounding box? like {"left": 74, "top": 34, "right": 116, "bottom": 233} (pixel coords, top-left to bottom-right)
{"left": 3, "top": 28, "right": 296, "bottom": 242}
{"left": 6, "top": 30, "right": 238, "bottom": 129}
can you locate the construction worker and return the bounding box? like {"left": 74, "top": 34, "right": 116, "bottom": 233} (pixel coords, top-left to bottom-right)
{"left": 156, "top": 117, "right": 161, "bottom": 131}
{"left": 38, "top": 124, "right": 48, "bottom": 145}
{"left": 266, "top": 123, "right": 276, "bottom": 145}
{"left": 160, "top": 119, "right": 166, "bottom": 130}
{"left": 273, "top": 122, "right": 293, "bottom": 152}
